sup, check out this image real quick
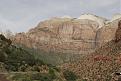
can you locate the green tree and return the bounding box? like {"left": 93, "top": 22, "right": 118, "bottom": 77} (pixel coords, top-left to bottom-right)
{"left": 63, "top": 70, "right": 78, "bottom": 81}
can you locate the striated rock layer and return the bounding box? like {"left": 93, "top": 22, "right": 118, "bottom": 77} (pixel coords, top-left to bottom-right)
{"left": 13, "top": 14, "right": 121, "bottom": 55}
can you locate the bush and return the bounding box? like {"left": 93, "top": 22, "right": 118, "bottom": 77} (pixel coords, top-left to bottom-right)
{"left": 63, "top": 70, "right": 78, "bottom": 81}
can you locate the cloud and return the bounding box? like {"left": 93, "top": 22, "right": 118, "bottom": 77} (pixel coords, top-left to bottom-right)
{"left": 0, "top": 0, "right": 120, "bottom": 32}
{"left": 82, "top": 0, "right": 119, "bottom": 7}
{"left": 0, "top": 15, "right": 17, "bottom": 32}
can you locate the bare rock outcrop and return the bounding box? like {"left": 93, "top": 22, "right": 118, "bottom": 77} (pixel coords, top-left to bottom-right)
{"left": 96, "top": 18, "right": 121, "bottom": 47}
{"left": 13, "top": 14, "right": 121, "bottom": 55}
{"left": 13, "top": 18, "right": 99, "bottom": 54}
{"left": 115, "top": 20, "right": 121, "bottom": 42}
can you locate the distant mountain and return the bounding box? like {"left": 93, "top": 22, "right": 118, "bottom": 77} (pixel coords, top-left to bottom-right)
{"left": 61, "top": 20, "right": 121, "bottom": 80}
{"left": 13, "top": 14, "right": 121, "bottom": 55}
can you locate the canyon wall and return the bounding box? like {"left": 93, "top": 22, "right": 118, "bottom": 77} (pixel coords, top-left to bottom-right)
{"left": 13, "top": 14, "right": 121, "bottom": 55}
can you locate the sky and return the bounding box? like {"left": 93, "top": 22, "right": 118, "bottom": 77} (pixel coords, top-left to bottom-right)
{"left": 0, "top": 0, "right": 120, "bottom": 33}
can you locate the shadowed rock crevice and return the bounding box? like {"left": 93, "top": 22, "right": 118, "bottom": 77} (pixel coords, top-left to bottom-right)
{"left": 115, "top": 20, "right": 121, "bottom": 42}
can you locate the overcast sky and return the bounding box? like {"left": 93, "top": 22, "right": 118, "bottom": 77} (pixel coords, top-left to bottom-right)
{"left": 0, "top": 0, "right": 120, "bottom": 33}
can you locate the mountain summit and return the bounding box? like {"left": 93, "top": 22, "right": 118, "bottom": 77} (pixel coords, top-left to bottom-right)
{"left": 78, "top": 13, "right": 108, "bottom": 28}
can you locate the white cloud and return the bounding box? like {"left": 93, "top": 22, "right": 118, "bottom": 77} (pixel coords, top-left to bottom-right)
{"left": 0, "top": 15, "right": 17, "bottom": 32}
{"left": 79, "top": 0, "right": 120, "bottom": 11}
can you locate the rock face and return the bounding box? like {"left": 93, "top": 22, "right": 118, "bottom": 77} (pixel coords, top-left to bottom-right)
{"left": 13, "top": 18, "right": 99, "bottom": 54}
{"left": 96, "top": 18, "right": 121, "bottom": 47}
{"left": 115, "top": 20, "right": 121, "bottom": 42}
{"left": 13, "top": 14, "right": 121, "bottom": 55}
{"left": 78, "top": 14, "right": 107, "bottom": 28}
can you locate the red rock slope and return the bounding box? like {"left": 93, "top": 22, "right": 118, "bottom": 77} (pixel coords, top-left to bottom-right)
{"left": 61, "top": 20, "right": 121, "bottom": 81}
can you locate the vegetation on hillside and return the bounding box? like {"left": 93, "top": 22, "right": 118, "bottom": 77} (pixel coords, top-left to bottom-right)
{"left": 0, "top": 34, "right": 78, "bottom": 81}
{"left": 0, "top": 34, "right": 45, "bottom": 72}
{"left": 16, "top": 44, "right": 82, "bottom": 66}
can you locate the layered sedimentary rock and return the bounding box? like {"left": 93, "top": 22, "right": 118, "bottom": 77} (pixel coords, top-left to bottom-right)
{"left": 96, "top": 18, "right": 121, "bottom": 47}
{"left": 13, "top": 14, "right": 121, "bottom": 55}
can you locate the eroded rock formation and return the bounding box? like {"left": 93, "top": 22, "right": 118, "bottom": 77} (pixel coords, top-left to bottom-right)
{"left": 115, "top": 20, "right": 121, "bottom": 42}
{"left": 13, "top": 14, "right": 121, "bottom": 55}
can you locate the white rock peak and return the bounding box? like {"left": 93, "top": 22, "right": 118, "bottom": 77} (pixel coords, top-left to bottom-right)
{"left": 111, "top": 13, "right": 121, "bottom": 22}
{"left": 60, "top": 16, "right": 72, "bottom": 19}
{"left": 78, "top": 13, "right": 107, "bottom": 28}
{"left": 48, "top": 13, "right": 121, "bottom": 28}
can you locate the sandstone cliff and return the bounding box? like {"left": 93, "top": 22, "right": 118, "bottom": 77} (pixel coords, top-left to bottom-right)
{"left": 96, "top": 17, "right": 121, "bottom": 47}
{"left": 13, "top": 14, "right": 121, "bottom": 55}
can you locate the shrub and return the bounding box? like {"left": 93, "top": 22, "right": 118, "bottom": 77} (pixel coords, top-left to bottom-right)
{"left": 63, "top": 70, "right": 78, "bottom": 81}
